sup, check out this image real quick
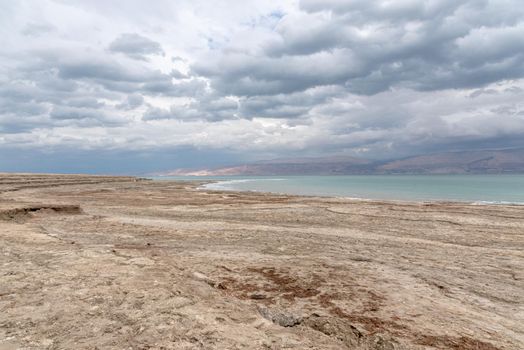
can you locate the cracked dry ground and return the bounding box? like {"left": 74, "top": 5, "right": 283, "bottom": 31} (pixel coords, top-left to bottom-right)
{"left": 0, "top": 174, "right": 523, "bottom": 349}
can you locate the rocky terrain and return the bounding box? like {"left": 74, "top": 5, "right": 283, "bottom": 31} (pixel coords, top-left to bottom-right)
{"left": 0, "top": 173, "right": 523, "bottom": 349}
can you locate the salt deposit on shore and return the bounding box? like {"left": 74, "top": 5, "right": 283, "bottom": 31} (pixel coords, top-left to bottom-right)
{"left": 1, "top": 174, "right": 522, "bottom": 349}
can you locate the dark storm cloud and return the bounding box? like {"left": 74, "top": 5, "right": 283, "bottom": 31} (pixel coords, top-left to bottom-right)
{"left": 170, "top": 69, "right": 188, "bottom": 79}
{"left": 50, "top": 106, "right": 126, "bottom": 126}
{"left": 0, "top": 99, "right": 50, "bottom": 133}
{"left": 193, "top": 0, "right": 524, "bottom": 97}
{"left": 142, "top": 78, "right": 207, "bottom": 97}
{"left": 6, "top": 51, "right": 172, "bottom": 97}
{"left": 238, "top": 86, "right": 343, "bottom": 119}
{"left": 0, "top": 59, "right": 123, "bottom": 127}
{"left": 192, "top": 49, "right": 365, "bottom": 96}
{"left": 57, "top": 59, "right": 166, "bottom": 84}
{"left": 65, "top": 97, "right": 105, "bottom": 109}
{"left": 2, "top": 0, "right": 524, "bottom": 172}
{"left": 142, "top": 107, "right": 174, "bottom": 121}
{"left": 109, "top": 33, "right": 165, "bottom": 60}
{"left": 0, "top": 43, "right": 207, "bottom": 134}
{"left": 299, "top": 0, "right": 462, "bottom": 19}
{"left": 0, "top": 100, "right": 48, "bottom": 117}
{"left": 143, "top": 86, "right": 343, "bottom": 122}
{"left": 117, "top": 94, "right": 144, "bottom": 110}
{"left": 143, "top": 95, "right": 238, "bottom": 122}
{"left": 52, "top": 55, "right": 205, "bottom": 97}
{"left": 469, "top": 89, "right": 498, "bottom": 99}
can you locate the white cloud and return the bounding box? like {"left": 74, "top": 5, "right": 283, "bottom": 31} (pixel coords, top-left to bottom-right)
{"left": 1, "top": 0, "right": 524, "bottom": 171}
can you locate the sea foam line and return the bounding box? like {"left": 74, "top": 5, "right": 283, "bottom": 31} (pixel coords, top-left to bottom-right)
{"left": 201, "top": 178, "right": 285, "bottom": 191}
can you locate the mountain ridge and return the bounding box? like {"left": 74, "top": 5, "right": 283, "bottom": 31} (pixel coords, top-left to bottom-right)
{"left": 155, "top": 149, "right": 524, "bottom": 176}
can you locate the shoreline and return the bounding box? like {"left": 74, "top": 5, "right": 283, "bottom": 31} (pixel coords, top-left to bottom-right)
{"left": 1, "top": 174, "right": 523, "bottom": 349}
{"left": 164, "top": 178, "right": 524, "bottom": 207}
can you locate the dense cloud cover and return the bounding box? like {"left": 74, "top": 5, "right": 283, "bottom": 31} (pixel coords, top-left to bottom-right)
{"left": 1, "top": 0, "right": 524, "bottom": 172}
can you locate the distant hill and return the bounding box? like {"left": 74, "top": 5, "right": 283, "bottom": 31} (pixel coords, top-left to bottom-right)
{"left": 377, "top": 149, "right": 524, "bottom": 174}
{"left": 157, "top": 149, "right": 524, "bottom": 176}
{"left": 161, "top": 156, "right": 375, "bottom": 176}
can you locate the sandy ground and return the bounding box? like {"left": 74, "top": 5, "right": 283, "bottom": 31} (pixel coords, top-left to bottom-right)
{"left": 0, "top": 174, "right": 523, "bottom": 350}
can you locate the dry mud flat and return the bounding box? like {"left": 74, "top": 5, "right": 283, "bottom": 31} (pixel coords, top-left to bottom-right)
{"left": 0, "top": 174, "right": 523, "bottom": 350}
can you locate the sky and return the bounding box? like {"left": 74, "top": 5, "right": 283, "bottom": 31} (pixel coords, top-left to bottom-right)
{"left": 1, "top": 0, "right": 524, "bottom": 174}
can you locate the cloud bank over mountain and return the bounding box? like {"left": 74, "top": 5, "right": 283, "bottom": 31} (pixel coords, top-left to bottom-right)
{"left": 1, "top": 0, "right": 524, "bottom": 172}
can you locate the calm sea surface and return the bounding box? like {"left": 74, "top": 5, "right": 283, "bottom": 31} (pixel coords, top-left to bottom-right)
{"left": 151, "top": 175, "right": 524, "bottom": 204}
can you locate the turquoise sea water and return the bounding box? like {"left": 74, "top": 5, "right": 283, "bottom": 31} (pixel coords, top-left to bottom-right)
{"left": 152, "top": 175, "right": 524, "bottom": 204}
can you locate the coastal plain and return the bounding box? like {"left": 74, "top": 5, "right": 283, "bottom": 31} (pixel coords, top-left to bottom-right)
{"left": 0, "top": 174, "right": 523, "bottom": 349}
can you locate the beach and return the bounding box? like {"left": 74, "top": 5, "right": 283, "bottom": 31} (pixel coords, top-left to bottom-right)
{"left": 0, "top": 174, "right": 523, "bottom": 349}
